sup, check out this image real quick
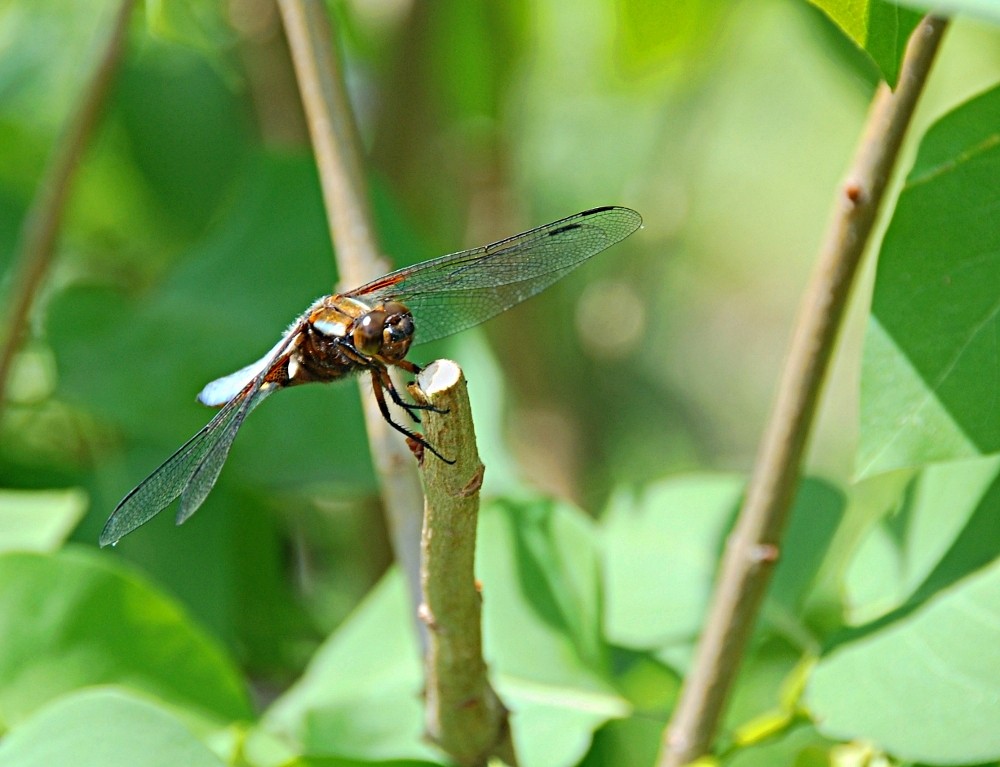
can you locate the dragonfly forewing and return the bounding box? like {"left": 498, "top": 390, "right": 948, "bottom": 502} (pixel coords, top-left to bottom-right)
{"left": 345, "top": 206, "right": 642, "bottom": 345}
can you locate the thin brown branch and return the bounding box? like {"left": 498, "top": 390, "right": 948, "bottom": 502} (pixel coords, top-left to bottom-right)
{"left": 0, "top": 0, "right": 136, "bottom": 412}
{"left": 660, "top": 15, "right": 949, "bottom": 767}
{"left": 275, "top": 0, "right": 426, "bottom": 635}
{"left": 411, "top": 360, "right": 514, "bottom": 767}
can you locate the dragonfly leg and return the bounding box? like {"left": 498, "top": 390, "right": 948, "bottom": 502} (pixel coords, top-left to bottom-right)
{"left": 340, "top": 338, "right": 440, "bottom": 416}
{"left": 394, "top": 358, "right": 421, "bottom": 375}
{"left": 376, "top": 364, "right": 447, "bottom": 421}
{"left": 390, "top": 359, "right": 448, "bottom": 413}
{"left": 370, "top": 370, "right": 454, "bottom": 463}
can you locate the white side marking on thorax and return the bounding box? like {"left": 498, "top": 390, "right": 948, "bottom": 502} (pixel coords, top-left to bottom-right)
{"left": 313, "top": 319, "right": 349, "bottom": 337}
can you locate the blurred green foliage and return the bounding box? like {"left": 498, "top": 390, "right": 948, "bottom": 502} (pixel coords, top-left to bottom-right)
{"left": 0, "top": 0, "right": 999, "bottom": 766}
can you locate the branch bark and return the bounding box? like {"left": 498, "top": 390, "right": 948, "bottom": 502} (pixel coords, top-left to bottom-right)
{"left": 660, "top": 15, "right": 949, "bottom": 767}
{"left": 275, "top": 0, "right": 427, "bottom": 638}
{"left": 411, "top": 360, "right": 514, "bottom": 767}
{"left": 0, "top": 0, "right": 136, "bottom": 412}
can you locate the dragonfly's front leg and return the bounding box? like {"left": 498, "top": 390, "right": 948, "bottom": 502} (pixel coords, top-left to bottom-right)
{"left": 376, "top": 364, "right": 448, "bottom": 421}
{"left": 369, "top": 369, "right": 454, "bottom": 463}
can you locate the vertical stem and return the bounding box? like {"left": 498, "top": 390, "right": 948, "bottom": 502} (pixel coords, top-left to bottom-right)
{"left": 412, "top": 360, "right": 513, "bottom": 767}
{"left": 0, "top": 0, "right": 136, "bottom": 411}
{"left": 660, "top": 15, "right": 949, "bottom": 767}
{"left": 275, "top": 0, "right": 427, "bottom": 643}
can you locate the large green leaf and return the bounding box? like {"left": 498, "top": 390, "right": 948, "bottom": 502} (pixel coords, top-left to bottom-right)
{"left": 0, "top": 548, "right": 251, "bottom": 728}
{"left": 480, "top": 497, "right": 608, "bottom": 679}
{"left": 846, "top": 456, "right": 1000, "bottom": 622}
{"left": 808, "top": 0, "right": 922, "bottom": 85}
{"left": 804, "top": 469, "right": 916, "bottom": 630}
{"left": 601, "top": 474, "right": 843, "bottom": 741}
{"left": 261, "top": 570, "right": 438, "bottom": 763}
{"left": 807, "top": 556, "right": 1000, "bottom": 763}
{"left": 859, "top": 84, "right": 1000, "bottom": 477}
{"left": 601, "top": 474, "right": 742, "bottom": 651}
{"left": 0, "top": 688, "right": 225, "bottom": 767}
{"left": 477, "top": 498, "right": 628, "bottom": 767}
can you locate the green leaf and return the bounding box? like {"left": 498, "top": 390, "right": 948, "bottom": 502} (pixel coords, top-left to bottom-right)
{"left": 846, "top": 456, "right": 1000, "bottom": 622}
{"left": 0, "top": 549, "right": 251, "bottom": 728}
{"left": 808, "top": 0, "right": 922, "bottom": 85}
{"left": 481, "top": 497, "right": 608, "bottom": 675}
{"left": 0, "top": 488, "right": 86, "bottom": 552}
{"left": 235, "top": 718, "right": 442, "bottom": 767}
{"left": 0, "top": 688, "right": 225, "bottom": 767}
{"left": 807, "top": 557, "right": 1000, "bottom": 763}
{"left": 602, "top": 474, "right": 742, "bottom": 652}
{"left": 859, "top": 85, "right": 1000, "bottom": 477}
{"left": 262, "top": 570, "right": 436, "bottom": 763}
{"left": 837, "top": 473, "right": 916, "bottom": 624}
{"left": 477, "top": 498, "right": 629, "bottom": 767}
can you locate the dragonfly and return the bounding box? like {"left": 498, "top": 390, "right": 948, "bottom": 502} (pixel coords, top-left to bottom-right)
{"left": 100, "top": 205, "right": 642, "bottom": 546}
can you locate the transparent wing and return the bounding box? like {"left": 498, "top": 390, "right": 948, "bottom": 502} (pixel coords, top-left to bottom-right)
{"left": 100, "top": 325, "right": 303, "bottom": 547}
{"left": 345, "top": 206, "right": 642, "bottom": 345}
{"left": 176, "top": 384, "right": 274, "bottom": 525}
{"left": 99, "top": 384, "right": 274, "bottom": 546}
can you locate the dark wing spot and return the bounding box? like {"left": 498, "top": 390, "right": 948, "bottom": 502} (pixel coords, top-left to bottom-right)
{"left": 547, "top": 223, "right": 582, "bottom": 237}
{"left": 579, "top": 205, "right": 616, "bottom": 216}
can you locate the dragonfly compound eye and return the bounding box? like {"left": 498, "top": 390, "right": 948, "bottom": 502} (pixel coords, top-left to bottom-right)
{"left": 380, "top": 307, "right": 414, "bottom": 361}
{"left": 384, "top": 307, "right": 414, "bottom": 344}
{"left": 353, "top": 311, "right": 387, "bottom": 355}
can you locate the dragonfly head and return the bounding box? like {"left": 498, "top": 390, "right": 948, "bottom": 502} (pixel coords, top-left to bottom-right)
{"left": 353, "top": 301, "right": 414, "bottom": 361}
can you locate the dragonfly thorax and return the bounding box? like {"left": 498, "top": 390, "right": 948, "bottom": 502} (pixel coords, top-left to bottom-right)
{"left": 294, "top": 298, "right": 415, "bottom": 386}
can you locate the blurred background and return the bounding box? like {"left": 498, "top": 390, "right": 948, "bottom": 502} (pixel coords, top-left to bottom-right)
{"left": 1, "top": 0, "right": 998, "bottom": 686}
